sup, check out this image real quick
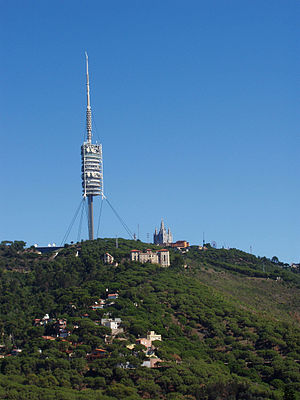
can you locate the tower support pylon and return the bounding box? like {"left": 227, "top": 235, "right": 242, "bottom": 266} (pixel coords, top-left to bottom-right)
{"left": 88, "top": 195, "right": 94, "bottom": 240}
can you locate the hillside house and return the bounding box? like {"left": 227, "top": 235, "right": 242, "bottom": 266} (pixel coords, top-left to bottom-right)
{"left": 142, "top": 357, "right": 162, "bottom": 368}
{"left": 54, "top": 319, "right": 69, "bottom": 338}
{"left": 107, "top": 293, "right": 119, "bottom": 300}
{"left": 55, "top": 319, "right": 67, "bottom": 330}
{"left": 42, "top": 336, "right": 56, "bottom": 341}
{"left": 90, "top": 299, "right": 106, "bottom": 310}
{"left": 101, "top": 317, "right": 124, "bottom": 336}
{"left": 291, "top": 263, "right": 300, "bottom": 270}
{"left": 130, "top": 249, "right": 170, "bottom": 267}
{"left": 34, "top": 314, "right": 51, "bottom": 327}
{"left": 117, "top": 361, "right": 136, "bottom": 369}
{"left": 87, "top": 348, "right": 107, "bottom": 360}
{"left": 136, "top": 337, "right": 152, "bottom": 349}
{"left": 169, "top": 241, "right": 189, "bottom": 249}
{"left": 104, "top": 253, "right": 114, "bottom": 264}
{"left": 147, "top": 331, "right": 162, "bottom": 342}
{"left": 136, "top": 331, "right": 162, "bottom": 351}
{"left": 11, "top": 349, "right": 22, "bottom": 356}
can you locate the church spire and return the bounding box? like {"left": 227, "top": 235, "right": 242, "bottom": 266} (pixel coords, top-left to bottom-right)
{"left": 154, "top": 219, "right": 172, "bottom": 245}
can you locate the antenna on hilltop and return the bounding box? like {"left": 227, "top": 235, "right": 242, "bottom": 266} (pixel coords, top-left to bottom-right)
{"left": 61, "top": 53, "right": 135, "bottom": 245}
{"left": 81, "top": 52, "right": 103, "bottom": 240}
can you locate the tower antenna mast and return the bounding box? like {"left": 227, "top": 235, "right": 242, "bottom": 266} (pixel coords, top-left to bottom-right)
{"left": 85, "top": 52, "right": 92, "bottom": 144}
{"left": 81, "top": 52, "right": 103, "bottom": 240}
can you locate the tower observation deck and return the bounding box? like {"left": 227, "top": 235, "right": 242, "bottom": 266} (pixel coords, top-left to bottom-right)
{"left": 81, "top": 53, "right": 103, "bottom": 240}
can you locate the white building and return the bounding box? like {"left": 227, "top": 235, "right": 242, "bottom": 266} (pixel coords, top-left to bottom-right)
{"left": 101, "top": 318, "right": 122, "bottom": 330}
{"left": 130, "top": 249, "right": 170, "bottom": 267}
{"left": 147, "top": 331, "right": 162, "bottom": 342}
{"left": 104, "top": 253, "right": 114, "bottom": 264}
{"left": 142, "top": 357, "right": 162, "bottom": 368}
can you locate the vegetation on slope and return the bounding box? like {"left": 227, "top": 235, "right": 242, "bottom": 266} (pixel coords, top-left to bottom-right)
{"left": 184, "top": 246, "right": 300, "bottom": 325}
{"left": 0, "top": 239, "right": 299, "bottom": 400}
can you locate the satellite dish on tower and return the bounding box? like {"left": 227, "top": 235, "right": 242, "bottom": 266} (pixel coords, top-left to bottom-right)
{"left": 211, "top": 241, "right": 217, "bottom": 249}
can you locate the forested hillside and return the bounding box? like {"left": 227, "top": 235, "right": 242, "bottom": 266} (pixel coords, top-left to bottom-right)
{"left": 0, "top": 239, "right": 299, "bottom": 400}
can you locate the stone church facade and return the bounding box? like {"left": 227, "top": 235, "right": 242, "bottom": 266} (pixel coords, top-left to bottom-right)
{"left": 153, "top": 219, "right": 173, "bottom": 245}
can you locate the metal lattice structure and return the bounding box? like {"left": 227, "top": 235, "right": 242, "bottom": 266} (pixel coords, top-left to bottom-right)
{"left": 81, "top": 53, "right": 103, "bottom": 240}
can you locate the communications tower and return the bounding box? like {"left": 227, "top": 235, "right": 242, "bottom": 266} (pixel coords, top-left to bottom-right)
{"left": 81, "top": 53, "right": 103, "bottom": 240}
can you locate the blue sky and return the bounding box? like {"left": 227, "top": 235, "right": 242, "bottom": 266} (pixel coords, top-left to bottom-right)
{"left": 1, "top": 1, "right": 299, "bottom": 263}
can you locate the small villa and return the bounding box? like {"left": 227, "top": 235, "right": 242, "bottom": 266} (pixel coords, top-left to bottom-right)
{"left": 101, "top": 318, "right": 123, "bottom": 334}
{"left": 136, "top": 331, "right": 162, "bottom": 350}
{"left": 90, "top": 299, "right": 106, "bottom": 310}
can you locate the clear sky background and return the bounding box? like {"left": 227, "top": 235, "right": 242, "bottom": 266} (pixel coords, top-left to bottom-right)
{"left": 1, "top": 0, "right": 299, "bottom": 263}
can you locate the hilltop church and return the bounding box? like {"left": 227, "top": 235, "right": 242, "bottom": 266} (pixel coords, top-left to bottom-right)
{"left": 153, "top": 219, "right": 173, "bottom": 245}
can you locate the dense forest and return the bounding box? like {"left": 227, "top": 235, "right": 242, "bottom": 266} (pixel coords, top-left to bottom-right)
{"left": 0, "top": 239, "right": 299, "bottom": 400}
